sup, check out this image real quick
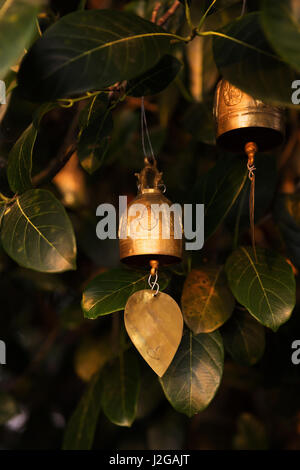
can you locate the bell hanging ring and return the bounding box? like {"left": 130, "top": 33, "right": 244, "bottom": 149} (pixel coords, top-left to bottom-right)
{"left": 213, "top": 79, "right": 285, "bottom": 153}
{"left": 119, "top": 158, "right": 183, "bottom": 266}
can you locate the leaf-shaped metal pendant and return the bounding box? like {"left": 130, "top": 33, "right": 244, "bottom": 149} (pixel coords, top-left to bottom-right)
{"left": 124, "top": 289, "right": 183, "bottom": 377}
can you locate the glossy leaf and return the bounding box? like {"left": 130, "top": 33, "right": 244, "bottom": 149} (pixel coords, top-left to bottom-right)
{"left": 225, "top": 246, "right": 296, "bottom": 332}
{"left": 261, "top": 0, "right": 300, "bottom": 73}
{"left": 1, "top": 189, "right": 76, "bottom": 272}
{"left": 222, "top": 308, "right": 265, "bottom": 366}
{"left": 0, "top": 0, "right": 40, "bottom": 79}
{"left": 160, "top": 330, "right": 224, "bottom": 417}
{"left": 193, "top": 154, "right": 247, "bottom": 240}
{"left": 62, "top": 372, "right": 102, "bottom": 450}
{"left": 127, "top": 54, "right": 182, "bottom": 97}
{"left": 7, "top": 103, "right": 57, "bottom": 193}
{"left": 181, "top": 266, "right": 235, "bottom": 333}
{"left": 77, "top": 96, "right": 113, "bottom": 174}
{"left": 213, "top": 12, "right": 299, "bottom": 107}
{"left": 82, "top": 268, "right": 169, "bottom": 319}
{"left": 101, "top": 350, "right": 140, "bottom": 427}
{"left": 18, "top": 9, "right": 173, "bottom": 101}
{"left": 7, "top": 124, "right": 37, "bottom": 193}
{"left": 274, "top": 193, "right": 300, "bottom": 269}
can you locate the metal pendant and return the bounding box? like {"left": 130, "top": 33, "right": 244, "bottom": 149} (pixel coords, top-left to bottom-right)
{"left": 124, "top": 289, "right": 183, "bottom": 377}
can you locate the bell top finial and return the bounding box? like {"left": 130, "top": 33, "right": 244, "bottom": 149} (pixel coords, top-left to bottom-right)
{"left": 135, "top": 158, "right": 163, "bottom": 193}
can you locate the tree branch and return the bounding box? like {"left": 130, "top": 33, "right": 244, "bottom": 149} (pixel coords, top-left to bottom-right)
{"left": 157, "top": 0, "right": 181, "bottom": 26}
{"left": 151, "top": 2, "right": 161, "bottom": 23}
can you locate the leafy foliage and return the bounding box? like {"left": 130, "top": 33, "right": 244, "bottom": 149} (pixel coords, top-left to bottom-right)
{"left": 18, "top": 9, "right": 174, "bottom": 101}
{"left": 1, "top": 189, "right": 76, "bottom": 272}
{"left": 0, "top": 0, "right": 40, "bottom": 79}
{"left": 213, "top": 12, "right": 299, "bottom": 107}
{"left": 181, "top": 266, "right": 235, "bottom": 333}
{"left": 101, "top": 350, "right": 140, "bottom": 427}
{"left": 160, "top": 330, "right": 224, "bottom": 417}
{"left": 63, "top": 372, "right": 102, "bottom": 450}
{"left": 225, "top": 246, "right": 296, "bottom": 332}
{"left": 222, "top": 308, "right": 265, "bottom": 366}
{"left": 1, "top": 0, "right": 300, "bottom": 451}
{"left": 82, "top": 268, "right": 169, "bottom": 319}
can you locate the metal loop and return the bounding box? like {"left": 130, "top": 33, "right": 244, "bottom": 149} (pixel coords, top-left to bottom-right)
{"left": 247, "top": 162, "right": 256, "bottom": 181}
{"left": 148, "top": 272, "right": 159, "bottom": 296}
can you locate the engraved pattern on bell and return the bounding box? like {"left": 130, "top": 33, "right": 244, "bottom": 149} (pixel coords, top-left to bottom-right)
{"left": 119, "top": 160, "right": 183, "bottom": 266}
{"left": 213, "top": 79, "right": 285, "bottom": 152}
{"left": 124, "top": 289, "right": 183, "bottom": 377}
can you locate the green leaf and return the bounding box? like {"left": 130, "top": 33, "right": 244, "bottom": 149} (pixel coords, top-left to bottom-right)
{"left": 274, "top": 193, "right": 300, "bottom": 269}
{"left": 62, "top": 372, "right": 102, "bottom": 450}
{"left": 160, "top": 330, "right": 224, "bottom": 417}
{"left": 225, "top": 246, "right": 296, "bottom": 332}
{"left": 77, "top": 95, "right": 113, "bottom": 174}
{"left": 7, "top": 124, "right": 37, "bottom": 193}
{"left": 7, "top": 103, "right": 57, "bottom": 193}
{"left": 193, "top": 154, "right": 247, "bottom": 240}
{"left": 1, "top": 189, "right": 76, "bottom": 272}
{"left": 18, "top": 9, "right": 174, "bottom": 101}
{"left": 127, "top": 55, "right": 182, "bottom": 97}
{"left": 212, "top": 12, "right": 299, "bottom": 107}
{"left": 261, "top": 0, "right": 300, "bottom": 73}
{"left": 222, "top": 307, "right": 265, "bottom": 366}
{"left": 0, "top": 392, "right": 19, "bottom": 425}
{"left": 82, "top": 268, "right": 169, "bottom": 319}
{"left": 181, "top": 266, "right": 235, "bottom": 333}
{"left": 0, "top": 0, "right": 40, "bottom": 79}
{"left": 101, "top": 350, "right": 140, "bottom": 427}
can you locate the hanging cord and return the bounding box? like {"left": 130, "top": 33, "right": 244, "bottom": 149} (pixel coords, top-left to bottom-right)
{"left": 148, "top": 260, "right": 160, "bottom": 296}
{"left": 141, "top": 96, "right": 156, "bottom": 166}
{"left": 245, "top": 142, "right": 258, "bottom": 263}
{"left": 241, "top": 0, "right": 247, "bottom": 16}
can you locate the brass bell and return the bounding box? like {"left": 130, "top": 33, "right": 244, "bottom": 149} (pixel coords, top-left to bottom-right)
{"left": 213, "top": 79, "right": 285, "bottom": 153}
{"left": 119, "top": 159, "right": 182, "bottom": 266}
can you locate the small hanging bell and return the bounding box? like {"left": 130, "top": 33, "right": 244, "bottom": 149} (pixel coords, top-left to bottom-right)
{"left": 213, "top": 79, "right": 285, "bottom": 153}
{"left": 119, "top": 158, "right": 183, "bottom": 266}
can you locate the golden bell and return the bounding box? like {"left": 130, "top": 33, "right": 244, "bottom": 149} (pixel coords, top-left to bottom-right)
{"left": 213, "top": 79, "right": 285, "bottom": 153}
{"left": 119, "top": 159, "right": 182, "bottom": 266}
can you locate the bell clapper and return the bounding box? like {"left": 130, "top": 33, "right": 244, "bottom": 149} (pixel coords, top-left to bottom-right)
{"left": 245, "top": 142, "right": 258, "bottom": 262}
{"left": 148, "top": 259, "right": 160, "bottom": 296}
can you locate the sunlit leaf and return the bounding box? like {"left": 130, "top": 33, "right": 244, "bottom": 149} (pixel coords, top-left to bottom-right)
{"left": 160, "top": 330, "right": 224, "bottom": 417}
{"left": 225, "top": 246, "right": 296, "bottom": 332}
{"left": 1, "top": 189, "right": 76, "bottom": 272}
{"left": 181, "top": 266, "right": 235, "bottom": 333}
{"left": 18, "top": 9, "right": 173, "bottom": 101}
{"left": 101, "top": 350, "right": 140, "bottom": 427}
{"left": 82, "top": 268, "right": 169, "bottom": 319}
